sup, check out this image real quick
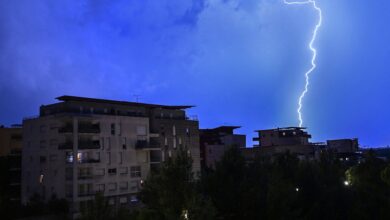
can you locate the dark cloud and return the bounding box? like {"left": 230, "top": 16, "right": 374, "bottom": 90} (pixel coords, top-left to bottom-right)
{"left": 1, "top": 0, "right": 390, "bottom": 146}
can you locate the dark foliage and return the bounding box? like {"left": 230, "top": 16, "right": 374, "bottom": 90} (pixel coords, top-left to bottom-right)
{"left": 139, "top": 147, "right": 390, "bottom": 220}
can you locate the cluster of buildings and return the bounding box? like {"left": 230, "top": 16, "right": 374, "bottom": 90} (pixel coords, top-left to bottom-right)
{"left": 0, "top": 95, "right": 361, "bottom": 217}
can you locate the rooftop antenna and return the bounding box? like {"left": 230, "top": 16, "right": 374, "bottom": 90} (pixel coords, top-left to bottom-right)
{"left": 133, "top": 94, "right": 141, "bottom": 103}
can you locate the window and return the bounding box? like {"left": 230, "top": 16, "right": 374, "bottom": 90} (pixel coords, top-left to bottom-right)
{"left": 130, "top": 181, "right": 139, "bottom": 191}
{"left": 50, "top": 124, "right": 58, "bottom": 130}
{"left": 136, "top": 126, "right": 146, "bottom": 135}
{"left": 119, "top": 197, "right": 128, "bottom": 204}
{"left": 108, "top": 168, "right": 117, "bottom": 175}
{"left": 66, "top": 152, "right": 74, "bottom": 163}
{"left": 119, "top": 167, "right": 128, "bottom": 175}
{"left": 65, "top": 168, "right": 73, "bottom": 180}
{"left": 119, "top": 182, "right": 128, "bottom": 190}
{"left": 172, "top": 125, "right": 176, "bottom": 136}
{"left": 100, "top": 137, "right": 105, "bottom": 150}
{"left": 186, "top": 128, "right": 190, "bottom": 136}
{"left": 164, "top": 137, "right": 168, "bottom": 147}
{"left": 40, "top": 125, "right": 47, "bottom": 133}
{"left": 173, "top": 138, "right": 177, "bottom": 149}
{"left": 111, "top": 123, "right": 115, "bottom": 135}
{"left": 106, "top": 137, "right": 111, "bottom": 150}
{"left": 130, "top": 166, "right": 141, "bottom": 178}
{"left": 95, "top": 168, "right": 105, "bottom": 176}
{"left": 119, "top": 152, "right": 123, "bottom": 164}
{"left": 65, "top": 185, "right": 73, "bottom": 198}
{"left": 107, "top": 152, "right": 111, "bottom": 165}
{"left": 122, "top": 137, "right": 126, "bottom": 149}
{"left": 49, "top": 154, "right": 58, "bottom": 162}
{"left": 40, "top": 156, "right": 46, "bottom": 163}
{"left": 96, "top": 184, "right": 105, "bottom": 192}
{"left": 108, "top": 183, "right": 117, "bottom": 191}
{"left": 40, "top": 140, "right": 47, "bottom": 149}
{"left": 49, "top": 139, "right": 58, "bottom": 148}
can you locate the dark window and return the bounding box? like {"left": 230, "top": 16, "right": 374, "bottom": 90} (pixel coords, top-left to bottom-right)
{"left": 111, "top": 123, "right": 115, "bottom": 135}
{"left": 40, "top": 156, "right": 46, "bottom": 163}
{"left": 108, "top": 168, "right": 117, "bottom": 175}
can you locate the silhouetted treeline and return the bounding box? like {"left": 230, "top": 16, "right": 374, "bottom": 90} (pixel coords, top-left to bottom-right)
{"left": 137, "top": 147, "right": 390, "bottom": 220}
{"left": 2, "top": 148, "right": 390, "bottom": 220}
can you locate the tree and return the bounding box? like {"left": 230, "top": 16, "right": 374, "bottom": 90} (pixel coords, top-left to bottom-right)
{"left": 80, "top": 193, "right": 113, "bottom": 220}
{"left": 140, "top": 147, "right": 212, "bottom": 220}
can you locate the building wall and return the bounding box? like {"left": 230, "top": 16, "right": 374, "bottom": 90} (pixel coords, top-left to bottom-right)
{"left": 22, "top": 114, "right": 154, "bottom": 212}
{"left": 0, "top": 126, "right": 22, "bottom": 157}
{"left": 327, "top": 139, "right": 359, "bottom": 153}
{"left": 0, "top": 126, "right": 22, "bottom": 204}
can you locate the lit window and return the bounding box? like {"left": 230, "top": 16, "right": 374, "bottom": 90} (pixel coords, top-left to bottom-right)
{"left": 66, "top": 152, "right": 74, "bottom": 163}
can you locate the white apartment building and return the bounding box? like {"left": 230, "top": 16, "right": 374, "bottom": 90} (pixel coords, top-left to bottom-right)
{"left": 21, "top": 96, "right": 201, "bottom": 214}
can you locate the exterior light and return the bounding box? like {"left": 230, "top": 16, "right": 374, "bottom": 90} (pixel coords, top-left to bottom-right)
{"left": 182, "top": 209, "right": 189, "bottom": 220}
{"left": 344, "top": 181, "right": 350, "bottom": 186}
{"left": 39, "top": 174, "right": 44, "bottom": 184}
{"left": 295, "top": 187, "right": 299, "bottom": 192}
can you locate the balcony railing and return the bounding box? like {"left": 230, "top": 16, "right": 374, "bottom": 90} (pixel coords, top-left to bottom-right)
{"left": 79, "top": 158, "right": 100, "bottom": 164}
{"left": 78, "top": 140, "right": 100, "bottom": 149}
{"left": 59, "top": 125, "right": 73, "bottom": 133}
{"left": 78, "top": 174, "right": 94, "bottom": 180}
{"left": 78, "top": 124, "right": 100, "bottom": 133}
{"left": 135, "top": 140, "right": 148, "bottom": 149}
{"left": 78, "top": 191, "right": 95, "bottom": 197}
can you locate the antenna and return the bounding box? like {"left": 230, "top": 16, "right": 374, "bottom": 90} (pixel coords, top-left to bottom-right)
{"left": 133, "top": 94, "right": 141, "bottom": 103}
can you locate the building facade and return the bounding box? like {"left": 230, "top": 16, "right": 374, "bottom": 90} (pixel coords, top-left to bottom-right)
{"left": 21, "top": 96, "right": 200, "bottom": 214}
{"left": 200, "top": 126, "right": 246, "bottom": 169}
{"left": 0, "top": 125, "right": 22, "bottom": 204}
{"left": 250, "top": 127, "right": 316, "bottom": 159}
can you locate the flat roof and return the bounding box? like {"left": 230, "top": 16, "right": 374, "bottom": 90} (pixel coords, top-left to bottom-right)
{"left": 56, "top": 95, "right": 194, "bottom": 110}
{"left": 255, "top": 127, "right": 307, "bottom": 132}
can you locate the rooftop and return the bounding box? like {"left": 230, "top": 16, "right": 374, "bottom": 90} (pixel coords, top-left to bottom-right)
{"left": 56, "top": 95, "right": 194, "bottom": 110}
{"left": 255, "top": 127, "right": 307, "bottom": 132}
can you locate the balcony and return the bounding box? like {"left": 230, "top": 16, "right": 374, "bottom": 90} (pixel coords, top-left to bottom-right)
{"left": 78, "top": 140, "right": 100, "bottom": 149}
{"left": 79, "top": 158, "right": 100, "bottom": 164}
{"left": 78, "top": 124, "right": 100, "bottom": 134}
{"left": 59, "top": 124, "right": 73, "bottom": 133}
{"left": 149, "top": 137, "right": 161, "bottom": 148}
{"left": 59, "top": 141, "right": 73, "bottom": 150}
{"left": 78, "top": 191, "right": 95, "bottom": 197}
{"left": 78, "top": 174, "right": 94, "bottom": 180}
{"left": 135, "top": 140, "right": 148, "bottom": 149}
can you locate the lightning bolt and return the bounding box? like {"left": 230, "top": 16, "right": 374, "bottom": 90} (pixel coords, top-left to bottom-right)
{"left": 283, "top": 0, "right": 322, "bottom": 127}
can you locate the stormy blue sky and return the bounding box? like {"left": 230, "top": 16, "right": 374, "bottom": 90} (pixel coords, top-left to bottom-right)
{"left": 0, "top": 0, "right": 389, "bottom": 147}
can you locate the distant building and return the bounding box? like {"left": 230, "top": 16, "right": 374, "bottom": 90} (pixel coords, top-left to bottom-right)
{"left": 247, "top": 127, "right": 316, "bottom": 159}
{"left": 243, "top": 127, "right": 360, "bottom": 162}
{"left": 200, "top": 126, "right": 246, "bottom": 169}
{"left": 0, "top": 125, "right": 23, "bottom": 204}
{"left": 327, "top": 139, "right": 359, "bottom": 154}
{"left": 21, "top": 96, "right": 200, "bottom": 215}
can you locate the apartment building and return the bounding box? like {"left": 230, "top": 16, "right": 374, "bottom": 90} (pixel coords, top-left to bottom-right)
{"left": 243, "top": 127, "right": 318, "bottom": 160}
{"left": 200, "top": 126, "right": 246, "bottom": 169}
{"left": 0, "top": 125, "right": 22, "bottom": 204}
{"left": 21, "top": 96, "right": 200, "bottom": 214}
